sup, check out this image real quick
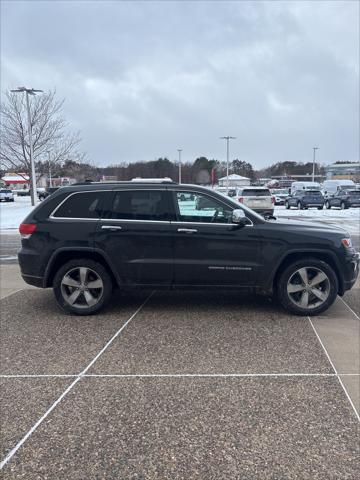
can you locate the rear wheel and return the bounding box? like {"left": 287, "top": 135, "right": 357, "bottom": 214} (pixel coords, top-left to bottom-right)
{"left": 297, "top": 202, "right": 302, "bottom": 210}
{"left": 53, "top": 259, "right": 113, "bottom": 315}
{"left": 277, "top": 258, "right": 338, "bottom": 315}
{"left": 325, "top": 201, "right": 331, "bottom": 209}
{"left": 340, "top": 201, "right": 347, "bottom": 210}
{"left": 285, "top": 201, "right": 290, "bottom": 209}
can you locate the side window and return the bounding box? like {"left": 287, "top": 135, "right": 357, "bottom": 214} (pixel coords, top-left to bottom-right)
{"left": 109, "top": 190, "right": 171, "bottom": 221}
{"left": 175, "top": 191, "right": 232, "bottom": 223}
{"left": 53, "top": 191, "right": 107, "bottom": 218}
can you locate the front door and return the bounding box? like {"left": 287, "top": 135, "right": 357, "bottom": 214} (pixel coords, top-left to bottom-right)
{"left": 171, "top": 190, "right": 261, "bottom": 287}
{"left": 94, "top": 188, "right": 173, "bottom": 286}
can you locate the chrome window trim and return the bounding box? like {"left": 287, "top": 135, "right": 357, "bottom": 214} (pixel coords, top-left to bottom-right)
{"left": 49, "top": 190, "right": 108, "bottom": 219}
{"left": 171, "top": 220, "right": 254, "bottom": 227}
{"left": 100, "top": 218, "right": 171, "bottom": 224}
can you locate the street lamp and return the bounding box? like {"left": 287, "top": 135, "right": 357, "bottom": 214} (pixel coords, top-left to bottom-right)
{"left": 10, "top": 87, "right": 43, "bottom": 206}
{"left": 220, "top": 136, "right": 236, "bottom": 194}
{"left": 177, "top": 149, "right": 182, "bottom": 184}
{"left": 312, "top": 146, "right": 319, "bottom": 183}
{"left": 47, "top": 151, "right": 52, "bottom": 188}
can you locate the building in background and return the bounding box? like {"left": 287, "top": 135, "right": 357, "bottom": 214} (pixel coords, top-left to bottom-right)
{"left": 1, "top": 173, "right": 30, "bottom": 190}
{"left": 218, "top": 174, "right": 250, "bottom": 187}
{"left": 325, "top": 163, "right": 360, "bottom": 181}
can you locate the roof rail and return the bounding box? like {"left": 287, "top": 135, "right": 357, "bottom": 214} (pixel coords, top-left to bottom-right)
{"left": 71, "top": 179, "right": 177, "bottom": 186}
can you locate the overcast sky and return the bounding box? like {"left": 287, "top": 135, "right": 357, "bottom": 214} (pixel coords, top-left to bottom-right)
{"left": 1, "top": 0, "right": 359, "bottom": 169}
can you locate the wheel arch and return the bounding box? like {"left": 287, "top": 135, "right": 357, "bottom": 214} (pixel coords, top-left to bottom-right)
{"left": 44, "top": 248, "right": 120, "bottom": 288}
{"left": 272, "top": 250, "right": 343, "bottom": 295}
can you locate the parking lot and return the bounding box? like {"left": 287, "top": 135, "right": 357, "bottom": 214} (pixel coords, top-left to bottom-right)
{"left": 0, "top": 254, "right": 359, "bottom": 478}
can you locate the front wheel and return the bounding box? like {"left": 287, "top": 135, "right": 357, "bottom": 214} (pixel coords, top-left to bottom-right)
{"left": 325, "top": 201, "right": 331, "bottom": 209}
{"left": 340, "top": 201, "right": 348, "bottom": 210}
{"left": 285, "top": 201, "right": 290, "bottom": 209}
{"left": 53, "top": 259, "right": 113, "bottom": 315}
{"left": 297, "top": 202, "right": 302, "bottom": 210}
{"left": 277, "top": 258, "right": 338, "bottom": 315}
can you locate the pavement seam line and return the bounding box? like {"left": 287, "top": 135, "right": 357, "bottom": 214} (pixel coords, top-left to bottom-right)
{"left": 308, "top": 316, "right": 360, "bottom": 422}
{"left": 0, "top": 291, "right": 155, "bottom": 471}
{"left": 0, "top": 373, "right": 345, "bottom": 378}
{"left": 339, "top": 297, "right": 360, "bottom": 321}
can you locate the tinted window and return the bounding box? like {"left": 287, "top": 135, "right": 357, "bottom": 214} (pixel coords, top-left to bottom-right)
{"left": 242, "top": 189, "right": 270, "bottom": 197}
{"left": 175, "top": 191, "right": 232, "bottom": 223}
{"left": 110, "top": 190, "right": 171, "bottom": 221}
{"left": 305, "top": 190, "right": 322, "bottom": 195}
{"left": 0, "top": 190, "right": 12, "bottom": 193}
{"left": 53, "top": 191, "right": 107, "bottom": 218}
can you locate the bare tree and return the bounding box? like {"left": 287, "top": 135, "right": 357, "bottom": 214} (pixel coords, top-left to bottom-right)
{"left": 0, "top": 89, "right": 83, "bottom": 178}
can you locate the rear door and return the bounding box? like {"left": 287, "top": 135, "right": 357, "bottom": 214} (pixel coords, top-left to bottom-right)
{"left": 94, "top": 188, "right": 174, "bottom": 286}
{"left": 171, "top": 189, "right": 261, "bottom": 286}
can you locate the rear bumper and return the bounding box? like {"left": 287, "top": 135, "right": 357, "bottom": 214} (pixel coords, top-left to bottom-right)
{"left": 21, "top": 274, "right": 45, "bottom": 288}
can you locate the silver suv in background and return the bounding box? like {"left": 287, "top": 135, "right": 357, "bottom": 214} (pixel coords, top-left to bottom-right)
{"left": 0, "top": 189, "right": 14, "bottom": 202}
{"left": 235, "top": 186, "right": 274, "bottom": 216}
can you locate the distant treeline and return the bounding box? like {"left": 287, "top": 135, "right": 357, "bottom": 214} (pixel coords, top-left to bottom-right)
{"left": 26, "top": 157, "right": 329, "bottom": 184}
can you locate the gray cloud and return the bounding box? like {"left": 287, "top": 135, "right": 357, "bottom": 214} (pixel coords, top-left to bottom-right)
{"left": 1, "top": 0, "right": 358, "bottom": 168}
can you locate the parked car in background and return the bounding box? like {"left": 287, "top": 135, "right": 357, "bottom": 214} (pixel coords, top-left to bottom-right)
{"left": 235, "top": 186, "right": 274, "bottom": 216}
{"left": 325, "top": 189, "right": 360, "bottom": 209}
{"left": 0, "top": 189, "right": 14, "bottom": 202}
{"left": 214, "top": 186, "right": 238, "bottom": 197}
{"left": 38, "top": 187, "right": 60, "bottom": 200}
{"left": 322, "top": 180, "right": 356, "bottom": 197}
{"left": 18, "top": 180, "right": 359, "bottom": 316}
{"left": 178, "top": 192, "right": 195, "bottom": 201}
{"left": 270, "top": 189, "right": 289, "bottom": 205}
{"left": 290, "top": 181, "right": 321, "bottom": 195}
{"left": 285, "top": 190, "right": 324, "bottom": 210}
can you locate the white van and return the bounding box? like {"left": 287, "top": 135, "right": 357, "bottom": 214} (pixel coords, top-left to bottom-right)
{"left": 290, "top": 181, "right": 321, "bottom": 195}
{"left": 322, "top": 180, "right": 355, "bottom": 196}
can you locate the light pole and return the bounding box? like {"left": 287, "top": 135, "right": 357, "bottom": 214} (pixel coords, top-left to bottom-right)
{"left": 220, "top": 136, "right": 236, "bottom": 194}
{"left": 47, "top": 151, "right": 52, "bottom": 188}
{"left": 10, "top": 87, "right": 43, "bottom": 206}
{"left": 177, "top": 149, "right": 182, "bottom": 184}
{"left": 312, "top": 146, "right": 319, "bottom": 183}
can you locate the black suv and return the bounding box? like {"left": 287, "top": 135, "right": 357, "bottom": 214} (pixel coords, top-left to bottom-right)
{"left": 18, "top": 181, "right": 359, "bottom": 316}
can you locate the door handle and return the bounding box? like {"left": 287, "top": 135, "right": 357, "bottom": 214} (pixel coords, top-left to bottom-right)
{"left": 101, "top": 225, "right": 122, "bottom": 231}
{"left": 177, "top": 228, "right": 198, "bottom": 233}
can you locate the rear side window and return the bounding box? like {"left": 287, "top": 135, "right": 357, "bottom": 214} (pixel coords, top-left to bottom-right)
{"left": 109, "top": 190, "right": 171, "bottom": 221}
{"left": 242, "top": 189, "right": 270, "bottom": 197}
{"left": 53, "top": 191, "right": 107, "bottom": 218}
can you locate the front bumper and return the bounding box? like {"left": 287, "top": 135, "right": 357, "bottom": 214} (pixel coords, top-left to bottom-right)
{"left": 341, "top": 252, "right": 360, "bottom": 294}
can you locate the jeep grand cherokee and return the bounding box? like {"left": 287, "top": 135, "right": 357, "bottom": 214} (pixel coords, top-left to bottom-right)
{"left": 18, "top": 181, "right": 359, "bottom": 316}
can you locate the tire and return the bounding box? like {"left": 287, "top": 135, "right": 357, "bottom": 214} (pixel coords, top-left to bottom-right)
{"left": 317, "top": 206, "right": 323, "bottom": 210}
{"left": 180, "top": 194, "right": 185, "bottom": 201}
{"left": 325, "top": 201, "right": 331, "bottom": 209}
{"left": 277, "top": 258, "right": 338, "bottom": 316}
{"left": 285, "top": 201, "right": 290, "bottom": 209}
{"left": 53, "top": 259, "right": 113, "bottom": 315}
{"left": 340, "top": 201, "right": 346, "bottom": 210}
{"left": 297, "top": 202, "right": 302, "bottom": 210}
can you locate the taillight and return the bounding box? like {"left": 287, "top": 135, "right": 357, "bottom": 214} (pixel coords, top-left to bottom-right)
{"left": 341, "top": 238, "right": 352, "bottom": 249}
{"left": 238, "top": 197, "right": 244, "bottom": 203}
{"left": 19, "top": 223, "right": 37, "bottom": 238}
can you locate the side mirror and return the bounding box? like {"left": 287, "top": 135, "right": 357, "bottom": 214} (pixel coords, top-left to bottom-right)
{"left": 232, "top": 209, "right": 248, "bottom": 227}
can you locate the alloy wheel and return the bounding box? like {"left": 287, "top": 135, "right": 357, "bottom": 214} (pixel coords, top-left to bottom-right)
{"left": 287, "top": 267, "right": 330, "bottom": 310}
{"left": 61, "top": 267, "right": 104, "bottom": 309}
